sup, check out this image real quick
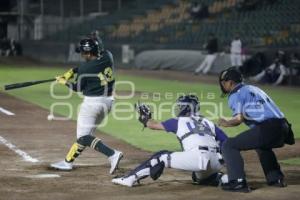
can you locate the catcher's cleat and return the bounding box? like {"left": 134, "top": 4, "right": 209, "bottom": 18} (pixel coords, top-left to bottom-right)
{"left": 192, "top": 172, "right": 228, "bottom": 186}
{"left": 108, "top": 150, "right": 123, "bottom": 174}
{"left": 112, "top": 175, "right": 137, "bottom": 187}
{"left": 50, "top": 160, "right": 73, "bottom": 171}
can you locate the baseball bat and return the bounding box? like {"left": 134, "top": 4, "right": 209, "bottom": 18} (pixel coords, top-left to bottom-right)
{"left": 4, "top": 78, "right": 56, "bottom": 91}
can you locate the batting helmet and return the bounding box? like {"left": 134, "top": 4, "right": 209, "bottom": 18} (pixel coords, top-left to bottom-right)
{"left": 219, "top": 67, "right": 243, "bottom": 97}
{"left": 176, "top": 95, "right": 200, "bottom": 117}
{"left": 75, "top": 38, "right": 103, "bottom": 56}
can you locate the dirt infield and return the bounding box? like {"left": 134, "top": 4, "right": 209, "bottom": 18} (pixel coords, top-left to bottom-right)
{"left": 0, "top": 92, "right": 300, "bottom": 200}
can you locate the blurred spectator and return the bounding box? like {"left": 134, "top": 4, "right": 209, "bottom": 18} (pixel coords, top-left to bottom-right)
{"left": 0, "top": 38, "right": 11, "bottom": 56}
{"left": 12, "top": 39, "right": 22, "bottom": 56}
{"left": 251, "top": 50, "right": 288, "bottom": 85}
{"left": 189, "top": 2, "right": 201, "bottom": 19}
{"left": 239, "top": 52, "right": 267, "bottom": 78}
{"left": 194, "top": 33, "right": 218, "bottom": 74}
{"left": 236, "top": 0, "right": 276, "bottom": 11}
{"left": 0, "top": 38, "right": 22, "bottom": 56}
{"left": 289, "top": 52, "right": 300, "bottom": 75}
{"left": 290, "top": 52, "right": 300, "bottom": 66}
{"left": 189, "top": 2, "right": 209, "bottom": 21}
{"left": 230, "top": 34, "right": 243, "bottom": 68}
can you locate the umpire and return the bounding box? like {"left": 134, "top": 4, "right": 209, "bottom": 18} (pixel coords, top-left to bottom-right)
{"left": 218, "top": 67, "right": 294, "bottom": 192}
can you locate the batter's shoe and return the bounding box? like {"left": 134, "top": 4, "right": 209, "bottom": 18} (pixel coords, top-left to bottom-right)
{"left": 112, "top": 175, "right": 137, "bottom": 187}
{"left": 50, "top": 160, "right": 73, "bottom": 171}
{"left": 108, "top": 150, "right": 123, "bottom": 174}
{"left": 222, "top": 179, "right": 251, "bottom": 193}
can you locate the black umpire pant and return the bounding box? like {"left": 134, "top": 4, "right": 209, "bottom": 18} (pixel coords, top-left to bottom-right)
{"left": 222, "top": 118, "right": 289, "bottom": 183}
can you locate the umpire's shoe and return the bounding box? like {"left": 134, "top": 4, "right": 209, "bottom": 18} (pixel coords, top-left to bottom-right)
{"left": 268, "top": 178, "right": 287, "bottom": 187}
{"left": 50, "top": 160, "right": 73, "bottom": 171}
{"left": 108, "top": 150, "right": 123, "bottom": 174}
{"left": 221, "top": 179, "right": 251, "bottom": 193}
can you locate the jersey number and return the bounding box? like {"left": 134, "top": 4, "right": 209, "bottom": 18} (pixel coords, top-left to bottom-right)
{"left": 186, "top": 120, "right": 214, "bottom": 137}
{"left": 98, "top": 67, "right": 114, "bottom": 86}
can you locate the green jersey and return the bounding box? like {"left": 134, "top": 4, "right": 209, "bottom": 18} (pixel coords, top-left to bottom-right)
{"left": 69, "top": 50, "right": 115, "bottom": 96}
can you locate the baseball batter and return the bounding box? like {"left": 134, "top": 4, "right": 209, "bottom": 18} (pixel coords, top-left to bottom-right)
{"left": 112, "top": 95, "right": 228, "bottom": 187}
{"left": 50, "top": 36, "right": 123, "bottom": 174}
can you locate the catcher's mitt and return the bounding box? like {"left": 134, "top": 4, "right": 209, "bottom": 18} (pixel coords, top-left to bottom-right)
{"left": 135, "top": 102, "right": 152, "bottom": 128}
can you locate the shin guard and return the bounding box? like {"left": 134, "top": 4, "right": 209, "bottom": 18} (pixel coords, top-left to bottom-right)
{"left": 65, "top": 143, "right": 85, "bottom": 163}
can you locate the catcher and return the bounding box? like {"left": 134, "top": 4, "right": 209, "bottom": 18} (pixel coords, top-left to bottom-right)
{"left": 112, "top": 95, "right": 228, "bottom": 187}
{"left": 50, "top": 35, "right": 123, "bottom": 174}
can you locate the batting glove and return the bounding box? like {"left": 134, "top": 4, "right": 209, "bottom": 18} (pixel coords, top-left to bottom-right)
{"left": 55, "top": 76, "right": 67, "bottom": 85}
{"left": 62, "top": 68, "right": 75, "bottom": 81}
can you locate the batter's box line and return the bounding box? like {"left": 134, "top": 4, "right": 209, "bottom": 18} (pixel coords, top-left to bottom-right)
{"left": 0, "top": 135, "right": 39, "bottom": 163}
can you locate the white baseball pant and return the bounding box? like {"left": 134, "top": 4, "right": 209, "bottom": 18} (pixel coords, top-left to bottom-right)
{"left": 195, "top": 54, "right": 217, "bottom": 74}
{"left": 230, "top": 53, "right": 242, "bottom": 67}
{"left": 77, "top": 96, "right": 114, "bottom": 139}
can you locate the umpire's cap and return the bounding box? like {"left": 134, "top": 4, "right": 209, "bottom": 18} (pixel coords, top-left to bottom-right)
{"left": 219, "top": 67, "right": 243, "bottom": 97}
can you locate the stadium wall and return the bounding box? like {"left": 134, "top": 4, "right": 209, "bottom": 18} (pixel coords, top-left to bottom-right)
{"left": 21, "top": 40, "right": 232, "bottom": 73}
{"left": 21, "top": 40, "right": 299, "bottom": 75}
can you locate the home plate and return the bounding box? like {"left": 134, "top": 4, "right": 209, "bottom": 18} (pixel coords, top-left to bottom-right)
{"left": 26, "top": 174, "right": 61, "bottom": 179}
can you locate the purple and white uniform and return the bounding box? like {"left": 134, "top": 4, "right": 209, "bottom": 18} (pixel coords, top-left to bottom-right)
{"left": 112, "top": 115, "right": 228, "bottom": 186}
{"left": 160, "top": 115, "right": 227, "bottom": 179}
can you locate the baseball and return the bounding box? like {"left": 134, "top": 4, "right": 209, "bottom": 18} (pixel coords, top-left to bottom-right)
{"left": 47, "top": 114, "right": 54, "bottom": 121}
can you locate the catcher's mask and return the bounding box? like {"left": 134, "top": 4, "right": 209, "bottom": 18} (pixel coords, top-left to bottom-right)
{"left": 219, "top": 67, "right": 243, "bottom": 97}
{"left": 176, "top": 95, "right": 200, "bottom": 117}
{"left": 75, "top": 38, "right": 103, "bottom": 57}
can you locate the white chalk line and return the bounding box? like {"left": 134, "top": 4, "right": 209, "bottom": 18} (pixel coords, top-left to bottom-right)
{"left": 25, "top": 174, "right": 61, "bottom": 179}
{"left": 0, "top": 136, "right": 39, "bottom": 163}
{"left": 0, "top": 107, "right": 15, "bottom": 115}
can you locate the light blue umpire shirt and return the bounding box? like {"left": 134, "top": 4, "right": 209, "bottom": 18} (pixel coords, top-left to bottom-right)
{"left": 228, "top": 83, "right": 284, "bottom": 128}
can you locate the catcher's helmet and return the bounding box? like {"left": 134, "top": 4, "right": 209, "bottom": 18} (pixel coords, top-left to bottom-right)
{"left": 219, "top": 67, "right": 243, "bottom": 97}
{"left": 176, "top": 95, "right": 200, "bottom": 117}
{"left": 75, "top": 38, "right": 103, "bottom": 56}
